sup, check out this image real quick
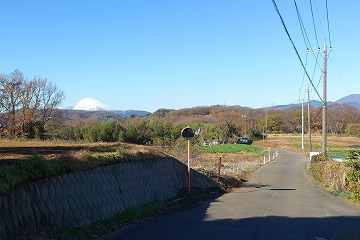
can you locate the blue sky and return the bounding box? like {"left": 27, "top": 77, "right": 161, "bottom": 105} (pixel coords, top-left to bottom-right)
{"left": 0, "top": 1, "right": 359, "bottom": 112}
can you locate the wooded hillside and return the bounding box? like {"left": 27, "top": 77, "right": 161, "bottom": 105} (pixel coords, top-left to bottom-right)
{"left": 41, "top": 103, "right": 360, "bottom": 145}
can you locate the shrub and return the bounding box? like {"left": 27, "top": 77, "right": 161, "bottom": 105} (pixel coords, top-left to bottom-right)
{"left": 309, "top": 158, "right": 360, "bottom": 204}
{"left": 346, "top": 171, "right": 359, "bottom": 182}
{"left": 312, "top": 154, "right": 328, "bottom": 162}
{"left": 345, "top": 160, "right": 359, "bottom": 170}
{"left": 345, "top": 150, "right": 360, "bottom": 161}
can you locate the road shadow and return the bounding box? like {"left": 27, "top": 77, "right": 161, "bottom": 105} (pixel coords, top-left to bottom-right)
{"left": 99, "top": 194, "right": 360, "bottom": 240}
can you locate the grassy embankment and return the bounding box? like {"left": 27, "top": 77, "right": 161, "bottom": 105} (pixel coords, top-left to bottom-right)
{"left": 0, "top": 139, "right": 165, "bottom": 194}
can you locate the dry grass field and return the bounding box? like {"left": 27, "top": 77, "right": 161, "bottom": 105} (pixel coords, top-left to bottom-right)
{"left": 0, "top": 134, "right": 357, "bottom": 168}
{"left": 0, "top": 139, "right": 165, "bottom": 167}
{"left": 254, "top": 134, "right": 360, "bottom": 153}
{"left": 1, "top": 134, "right": 357, "bottom": 161}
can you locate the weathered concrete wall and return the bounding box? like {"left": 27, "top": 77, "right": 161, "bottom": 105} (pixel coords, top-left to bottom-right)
{"left": 0, "top": 157, "right": 216, "bottom": 239}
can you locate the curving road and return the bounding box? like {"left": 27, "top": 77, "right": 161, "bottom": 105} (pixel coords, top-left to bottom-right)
{"left": 99, "top": 151, "right": 360, "bottom": 240}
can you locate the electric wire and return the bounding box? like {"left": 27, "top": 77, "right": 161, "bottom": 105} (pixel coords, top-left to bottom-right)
{"left": 311, "top": 53, "right": 320, "bottom": 80}
{"left": 313, "top": 74, "right": 323, "bottom": 100}
{"left": 311, "top": 107, "right": 323, "bottom": 124}
{"left": 294, "top": 0, "right": 309, "bottom": 50}
{"left": 313, "top": 0, "right": 327, "bottom": 42}
{"left": 310, "top": 54, "right": 322, "bottom": 101}
{"left": 295, "top": 0, "right": 333, "bottom": 104}
{"left": 313, "top": 0, "right": 332, "bottom": 61}
{"left": 272, "top": 0, "right": 323, "bottom": 102}
{"left": 293, "top": 0, "right": 322, "bottom": 71}
{"left": 329, "top": 58, "right": 352, "bottom": 95}
{"left": 309, "top": 0, "right": 320, "bottom": 48}
{"left": 315, "top": 74, "right": 323, "bottom": 89}
{"left": 325, "top": 0, "right": 332, "bottom": 48}
{"left": 299, "top": 51, "right": 309, "bottom": 99}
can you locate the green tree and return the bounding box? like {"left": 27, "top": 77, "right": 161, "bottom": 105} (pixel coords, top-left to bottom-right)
{"left": 267, "top": 115, "right": 282, "bottom": 134}
{"left": 205, "top": 124, "right": 220, "bottom": 141}
{"left": 219, "top": 120, "right": 238, "bottom": 143}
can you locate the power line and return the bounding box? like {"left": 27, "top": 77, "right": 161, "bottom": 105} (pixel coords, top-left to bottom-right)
{"left": 311, "top": 53, "right": 320, "bottom": 79}
{"left": 328, "top": 58, "right": 351, "bottom": 96}
{"left": 271, "top": 0, "right": 323, "bottom": 102}
{"left": 325, "top": 0, "right": 332, "bottom": 48}
{"left": 309, "top": 0, "right": 320, "bottom": 48}
{"left": 312, "top": 52, "right": 322, "bottom": 89}
{"left": 311, "top": 107, "right": 322, "bottom": 124}
{"left": 314, "top": 74, "right": 323, "bottom": 96}
{"left": 293, "top": 0, "right": 322, "bottom": 72}
{"left": 294, "top": 0, "right": 309, "bottom": 50}
{"left": 299, "top": 50, "right": 309, "bottom": 97}
{"left": 315, "top": 0, "right": 328, "bottom": 40}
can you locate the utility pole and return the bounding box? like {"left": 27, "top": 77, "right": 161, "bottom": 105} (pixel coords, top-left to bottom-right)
{"left": 301, "top": 99, "right": 304, "bottom": 150}
{"left": 322, "top": 39, "right": 327, "bottom": 155}
{"left": 307, "top": 87, "right": 312, "bottom": 152}
{"left": 242, "top": 114, "right": 247, "bottom": 137}
{"left": 265, "top": 106, "right": 268, "bottom": 142}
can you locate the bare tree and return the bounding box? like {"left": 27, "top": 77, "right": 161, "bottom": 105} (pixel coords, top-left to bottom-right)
{"left": 36, "top": 77, "right": 65, "bottom": 129}
{"left": 328, "top": 104, "right": 360, "bottom": 134}
{"left": 0, "top": 70, "right": 65, "bottom": 138}
{"left": 21, "top": 76, "right": 65, "bottom": 138}
{"left": 0, "top": 70, "right": 26, "bottom": 136}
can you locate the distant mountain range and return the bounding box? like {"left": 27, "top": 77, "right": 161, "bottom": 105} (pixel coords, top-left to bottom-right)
{"left": 335, "top": 94, "right": 360, "bottom": 109}
{"left": 60, "top": 95, "right": 359, "bottom": 122}
{"left": 268, "top": 94, "right": 360, "bottom": 110}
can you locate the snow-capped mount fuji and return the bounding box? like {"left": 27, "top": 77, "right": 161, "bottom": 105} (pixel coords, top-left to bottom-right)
{"left": 69, "top": 98, "right": 150, "bottom": 118}
{"left": 72, "top": 98, "right": 115, "bottom": 111}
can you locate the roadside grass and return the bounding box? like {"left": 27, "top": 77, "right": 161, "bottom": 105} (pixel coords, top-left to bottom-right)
{"left": 309, "top": 153, "right": 360, "bottom": 205}
{"left": 196, "top": 144, "right": 263, "bottom": 155}
{"left": 320, "top": 182, "right": 360, "bottom": 205}
{"left": 57, "top": 200, "right": 167, "bottom": 240}
{"left": 333, "top": 188, "right": 352, "bottom": 200}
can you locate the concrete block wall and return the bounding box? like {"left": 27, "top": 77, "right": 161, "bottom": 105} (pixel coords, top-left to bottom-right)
{"left": 0, "top": 157, "right": 216, "bottom": 239}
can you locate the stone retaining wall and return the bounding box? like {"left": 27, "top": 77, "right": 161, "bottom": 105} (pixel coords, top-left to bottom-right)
{"left": 0, "top": 157, "right": 216, "bottom": 239}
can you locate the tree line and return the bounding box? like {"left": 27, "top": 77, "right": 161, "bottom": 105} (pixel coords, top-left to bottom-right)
{"left": 44, "top": 103, "right": 360, "bottom": 145}
{"left": 0, "top": 70, "right": 359, "bottom": 143}
{"left": 0, "top": 70, "right": 64, "bottom": 138}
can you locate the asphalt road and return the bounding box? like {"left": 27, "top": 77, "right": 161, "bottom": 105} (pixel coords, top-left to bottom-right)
{"left": 99, "top": 151, "right": 360, "bottom": 240}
